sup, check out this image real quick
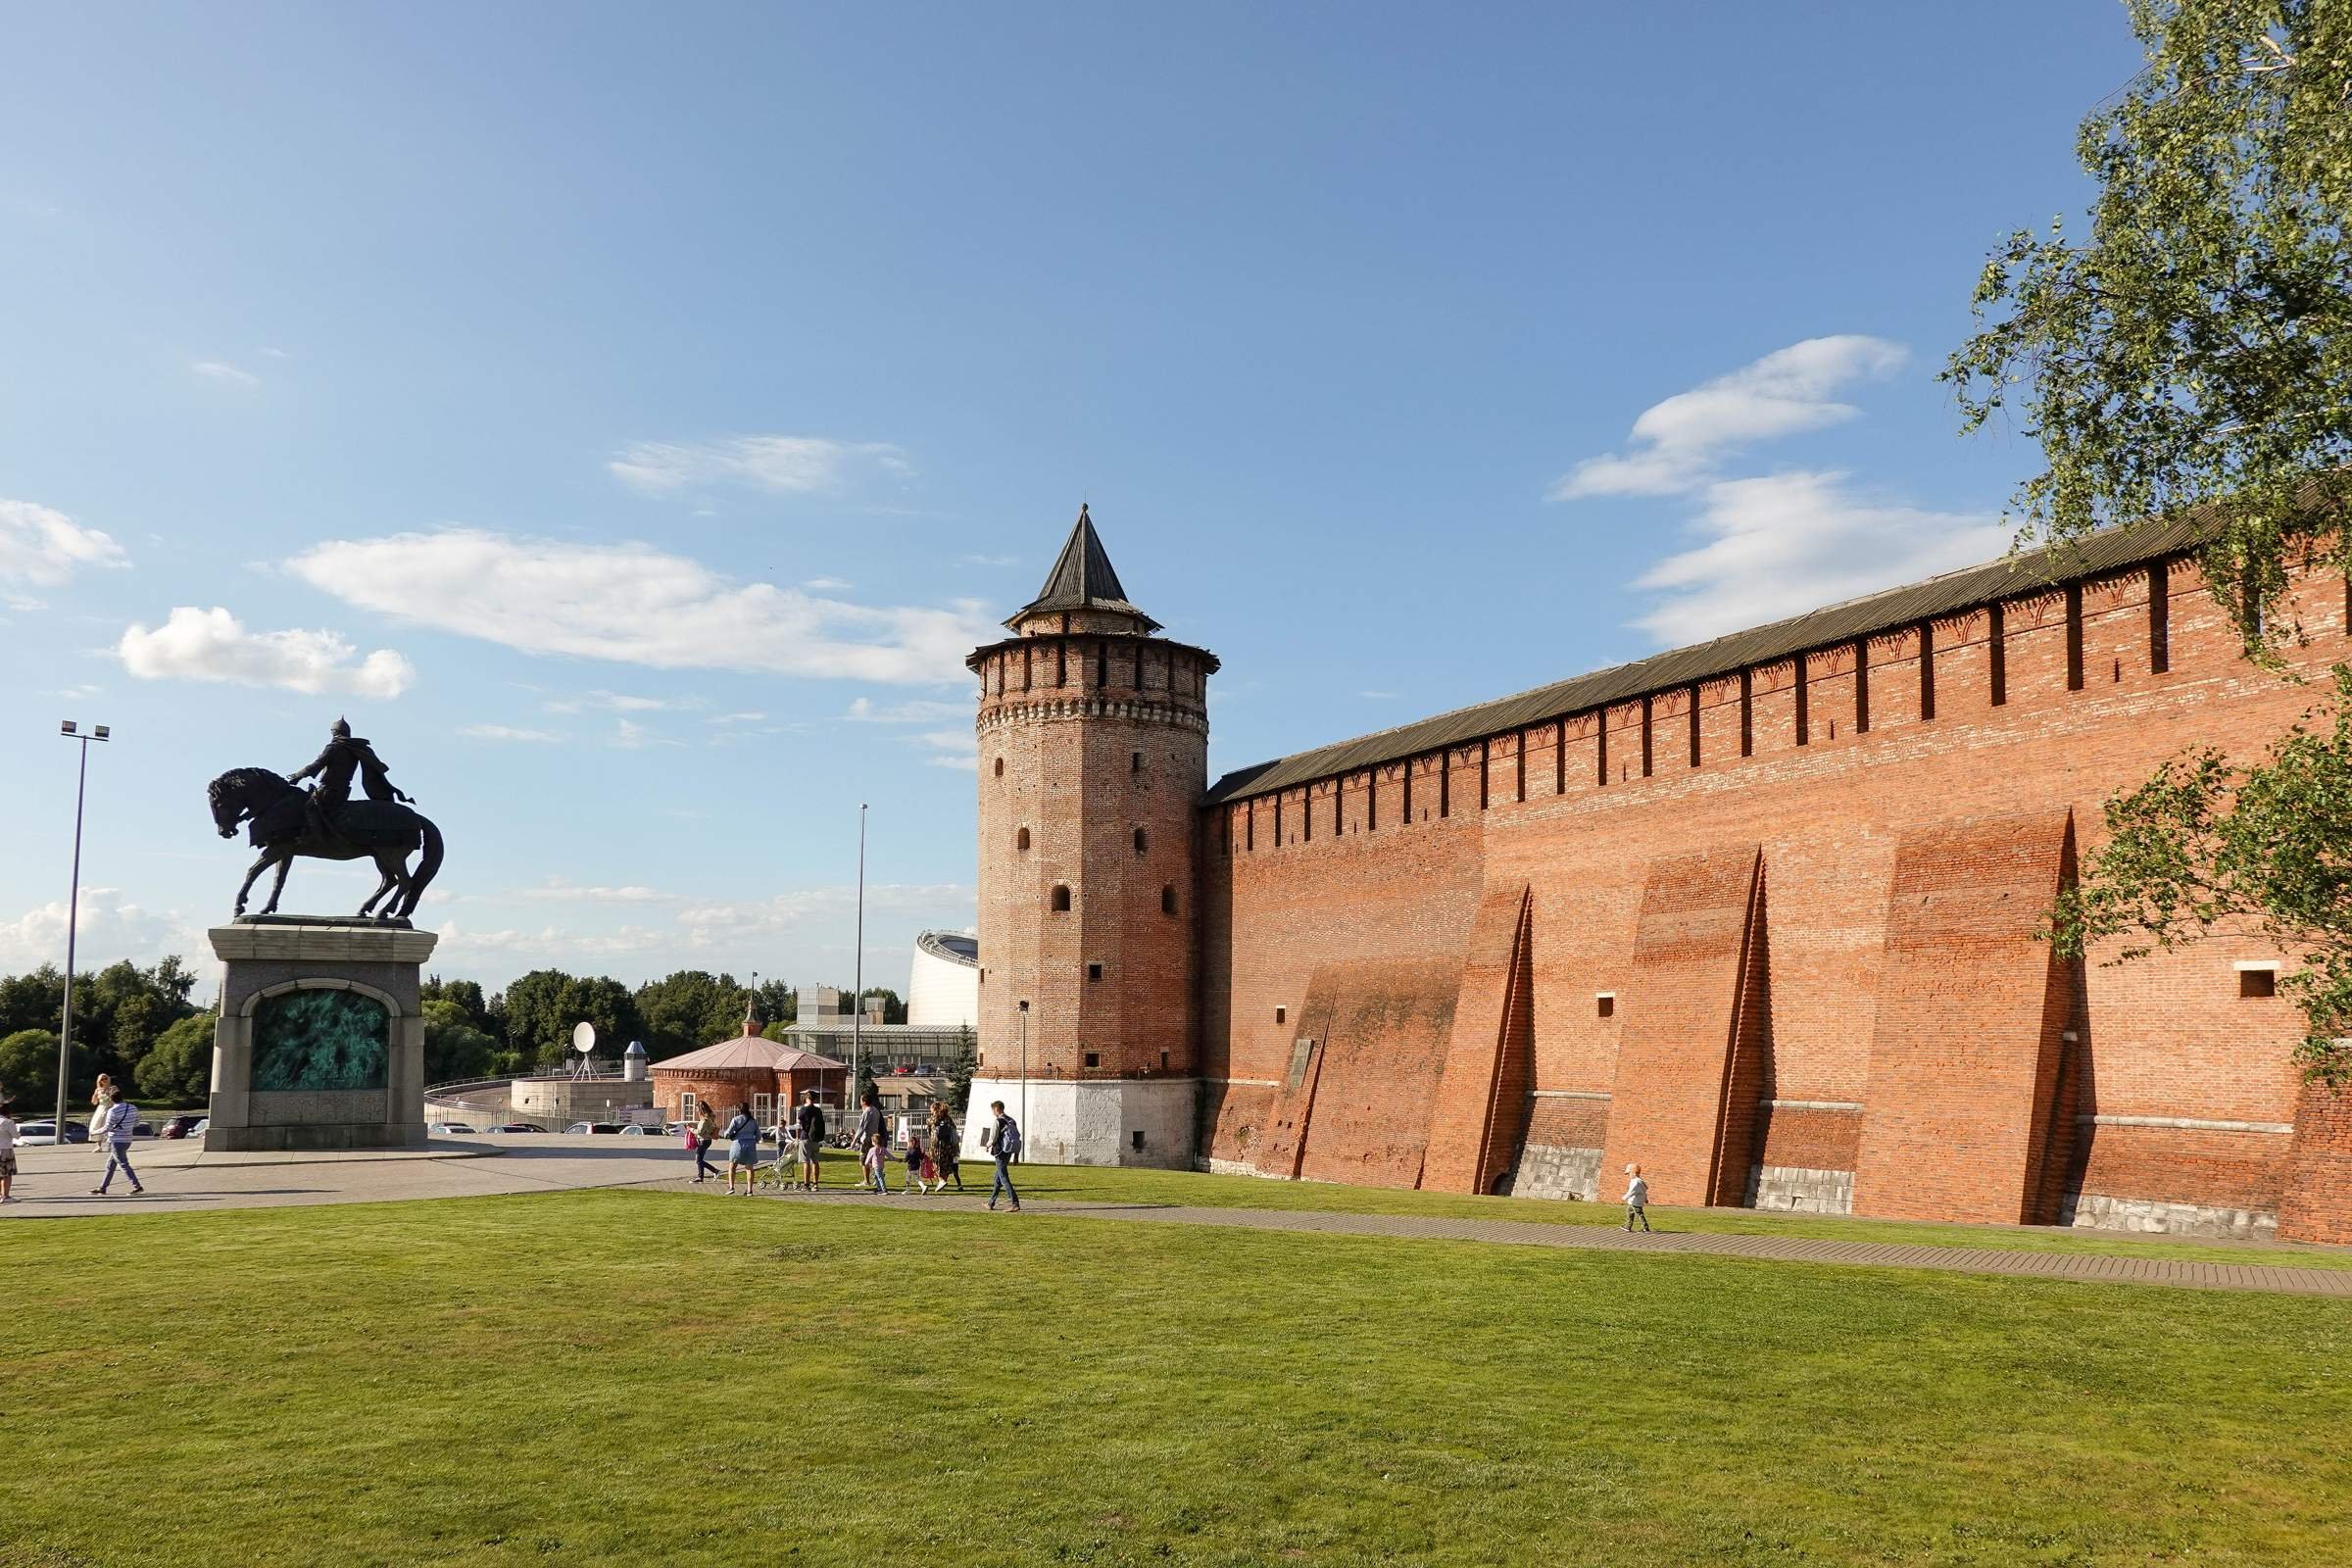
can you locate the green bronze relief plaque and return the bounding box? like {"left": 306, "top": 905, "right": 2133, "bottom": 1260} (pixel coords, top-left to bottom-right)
{"left": 252, "top": 989, "right": 389, "bottom": 1092}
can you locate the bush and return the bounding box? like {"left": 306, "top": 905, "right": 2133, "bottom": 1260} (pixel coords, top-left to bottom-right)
{"left": 1, "top": 1027, "right": 69, "bottom": 1110}
{"left": 135, "top": 1013, "right": 217, "bottom": 1103}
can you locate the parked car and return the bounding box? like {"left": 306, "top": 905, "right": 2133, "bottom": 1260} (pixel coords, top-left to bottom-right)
{"left": 160, "top": 1114, "right": 205, "bottom": 1140}
{"left": 615, "top": 1123, "right": 657, "bottom": 1137}
{"left": 564, "top": 1121, "right": 621, "bottom": 1135}
{"left": 484, "top": 1122, "right": 538, "bottom": 1133}
{"left": 190, "top": 1117, "right": 209, "bottom": 1139}
{"left": 15, "top": 1119, "right": 90, "bottom": 1147}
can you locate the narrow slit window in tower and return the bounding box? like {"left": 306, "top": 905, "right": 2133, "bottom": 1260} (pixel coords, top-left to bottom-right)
{"left": 1052, "top": 885, "right": 1070, "bottom": 911}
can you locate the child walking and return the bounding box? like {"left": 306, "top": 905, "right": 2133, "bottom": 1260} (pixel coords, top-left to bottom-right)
{"left": 1622, "top": 1163, "right": 1651, "bottom": 1233}
{"left": 904, "top": 1132, "right": 927, "bottom": 1195}
{"left": 862, "top": 1132, "right": 890, "bottom": 1195}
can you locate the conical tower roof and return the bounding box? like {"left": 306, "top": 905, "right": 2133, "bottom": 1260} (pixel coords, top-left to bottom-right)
{"left": 1010, "top": 505, "right": 1161, "bottom": 631}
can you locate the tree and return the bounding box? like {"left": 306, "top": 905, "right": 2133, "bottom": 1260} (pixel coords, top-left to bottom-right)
{"left": 493, "top": 969, "right": 641, "bottom": 1067}
{"left": 755, "top": 978, "right": 797, "bottom": 1029}
{"left": 634, "top": 970, "right": 750, "bottom": 1058}
{"left": 420, "top": 975, "right": 493, "bottom": 1036}
{"left": 136, "top": 1013, "right": 218, "bottom": 1104}
{"left": 943, "top": 1025, "right": 977, "bottom": 1115}
{"left": 421, "top": 999, "right": 499, "bottom": 1084}
{"left": 0, "top": 965, "right": 64, "bottom": 1039}
{"left": 0, "top": 1028, "right": 73, "bottom": 1109}
{"left": 1945, "top": 0, "right": 2352, "bottom": 1077}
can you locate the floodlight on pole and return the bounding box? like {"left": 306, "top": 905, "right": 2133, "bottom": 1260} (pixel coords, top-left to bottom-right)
{"left": 54, "top": 720, "right": 111, "bottom": 1141}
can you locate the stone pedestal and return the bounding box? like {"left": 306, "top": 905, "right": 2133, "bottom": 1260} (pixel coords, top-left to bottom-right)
{"left": 205, "top": 918, "right": 437, "bottom": 1152}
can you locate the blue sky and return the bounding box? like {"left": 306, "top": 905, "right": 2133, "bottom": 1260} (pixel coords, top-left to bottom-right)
{"left": 0, "top": 3, "right": 2136, "bottom": 993}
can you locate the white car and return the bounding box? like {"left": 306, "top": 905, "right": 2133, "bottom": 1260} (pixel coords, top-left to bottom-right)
{"left": 616, "top": 1123, "right": 655, "bottom": 1137}
{"left": 429, "top": 1122, "right": 479, "bottom": 1136}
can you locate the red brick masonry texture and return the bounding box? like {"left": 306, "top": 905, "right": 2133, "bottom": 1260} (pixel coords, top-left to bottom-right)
{"left": 1182, "top": 555, "right": 2352, "bottom": 1244}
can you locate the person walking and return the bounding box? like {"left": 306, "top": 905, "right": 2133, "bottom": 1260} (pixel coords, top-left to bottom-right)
{"left": 986, "top": 1100, "right": 1021, "bottom": 1213}
{"left": 853, "top": 1088, "right": 884, "bottom": 1161}
{"left": 1622, "top": 1163, "right": 1651, "bottom": 1233}
{"left": 928, "top": 1102, "right": 963, "bottom": 1194}
{"left": 91, "top": 1093, "right": 144, "bottom": 1197}
{"left": 720, "top": 1102, "right": 761, "bottom": 1196}
{"left": 688, "top": 1105, "right": 719, "bottom": 1185}
{"left": 903, "top": 1131, "right": 927, "bottom": 1195}
{"left": 861, "top": 1133, "right": 891, "bottom": 1195}
{"left": 796, "top": 1091, "right": 827, "bottom": 1190}
{"left": 0, "top": 1098, "right": 19, "bottom": 1204}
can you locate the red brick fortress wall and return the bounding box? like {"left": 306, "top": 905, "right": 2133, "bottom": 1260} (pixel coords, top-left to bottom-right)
{"left": 1198, "top": 555, "right": 2349, "bottom": 1241}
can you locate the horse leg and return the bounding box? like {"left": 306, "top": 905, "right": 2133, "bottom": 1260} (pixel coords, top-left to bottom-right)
{"left": 358, "top": 853, "right": 400, "bottom": 917}
{"left": 260, "top": 856, "right": 294, "bottom": 916}
{"left": 234, "top": 850, "right": 276, "bottom": 916}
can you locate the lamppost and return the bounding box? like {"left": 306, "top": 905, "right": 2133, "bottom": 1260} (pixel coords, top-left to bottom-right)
{"left": 54, "top": 720, "right": 110, "bottom": 1140}
{"left": 850, "top": 803, "right": 866, "bottom": 1110}
{"left": 1016, "top": 998, "right": 1029, "bottom": 1163}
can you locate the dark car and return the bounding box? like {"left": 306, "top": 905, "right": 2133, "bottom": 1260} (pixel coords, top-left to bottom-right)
{"left": 160, "top": 1114, "right": 204, "bottom": 1139}
{"left": 485, "top": 1122, "right": 540, "bottom": 1133}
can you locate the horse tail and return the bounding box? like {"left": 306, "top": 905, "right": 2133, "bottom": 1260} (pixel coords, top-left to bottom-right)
{"left": 410, "top": 817, "right": 445, "bottom": 908}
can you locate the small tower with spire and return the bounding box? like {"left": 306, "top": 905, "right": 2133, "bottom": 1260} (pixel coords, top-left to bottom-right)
{"left": 964, "top": 505, "right": 1219, "bottom": 1166}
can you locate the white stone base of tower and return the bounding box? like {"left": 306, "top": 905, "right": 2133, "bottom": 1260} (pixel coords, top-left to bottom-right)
{"left": 961, "top": 1076, "right": 1198, "bottom": 1169}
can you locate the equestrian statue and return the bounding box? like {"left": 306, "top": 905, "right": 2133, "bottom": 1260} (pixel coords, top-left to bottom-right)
{"left": 208, "top": 717, "right": 445, "bottom": 919}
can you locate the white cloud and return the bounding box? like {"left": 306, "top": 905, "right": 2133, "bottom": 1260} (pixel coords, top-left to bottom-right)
{"left": 191, "top": 360, "right": 259, "bottom": 387}
{"left": 286, "top": 529, "right": 990, "bottom": 685}
{"left": 259, "top": 347, "right": 290, "bottom": 360}
{"left": 1550, "top": 335, "right": 1907, "bottom": 501}
{"left": 1358, "top": 689, "right": 1400, "bottom": 700}
{"left": 0, "top": 888, "right": 188, "bottom": 971}
{"left": 118, "top": 607, "right": 416, "bottom": 698}
{"left": 806, "top": 576, "right": 852, "bottom": 592}
{"left": 914, "top": 727, "right": 978, "bottom": 770}
{"left": 959, "top": 554, "right": 1020, "bottom": 567}
{"left": 1631, "top": 470, "right": 2004, "bottom": 644}
{"left": 708, "top": 711, "right": 766, "bottom": 725}
{"left": 458, "top": 723, "right": 563, "bottom": 743}
{"left": 1, "top": 499, "right": 129, "bottom": 587}
{"left": 608, "top": 435, "right": 908, "bottom": 496}
{"left": 845, "top": 696, "right": 967, "bottom": 724}
{"left": 675, "top": 882, "right": 973, "bottom": 940}
{"left": 512, "top": 877, "right": 681, "bottom": 904}
{"left": 543, "top": 690, "right": 692, "bottom": 714}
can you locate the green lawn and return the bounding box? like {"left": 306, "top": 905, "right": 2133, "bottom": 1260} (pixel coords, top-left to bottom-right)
{"left": 907, "top": 1156, "right": 2352, "bottom": 1271}
{"left": 4, "top": 1189, "right": 2347, "bottom": 1566}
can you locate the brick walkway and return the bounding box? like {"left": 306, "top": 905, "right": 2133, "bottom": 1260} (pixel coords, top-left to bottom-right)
{"left": 786, "top": 1190, "right": 2352, "bottom": 1298}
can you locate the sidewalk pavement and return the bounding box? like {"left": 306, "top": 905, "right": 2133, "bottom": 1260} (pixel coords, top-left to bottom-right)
{"left": 9, "top": 1137, "right": 2348, "bottom": 1298}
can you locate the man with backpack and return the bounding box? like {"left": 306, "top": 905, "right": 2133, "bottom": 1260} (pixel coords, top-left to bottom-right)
{"left": 91, "top": 1095, "right": 144, "bottom": 1197}
{"left": 986, "top": 1100, "right": 1021, "bottom": 1213}
{"left": 795, "top": 1090, "right": 827, "bottom": 1190}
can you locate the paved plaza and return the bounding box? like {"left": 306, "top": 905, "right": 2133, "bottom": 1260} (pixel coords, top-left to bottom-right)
{"left": 8, "top": 1135, "right": 2349, "bottom": 1298}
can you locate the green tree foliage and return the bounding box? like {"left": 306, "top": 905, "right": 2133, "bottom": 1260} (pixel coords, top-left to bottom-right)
{"left": 754, "top": 978, "right": 797, "bottom": 1029}
{"left": 421, "top": 999, "right": 499, "bottom": 1084}
{"left": 0, "top": 1028, "right": 74, "bottom": 1110}
{"left": 1947, "top": 0, "right": 2352, "bottom": 1076}
{"left": 633, "top": 969, "right": 753, "bottom": 1058}
{"left": 0, "top": 957, "right": 200, "bottom": 1100}
{"left": 1946, "top": 0, "right": 2352, "bottom": 646}
{"left": 943, "top": 1025, "right": 977, "bottom": 1114}
{"left": 493, "top": 969, "right": 645, "bottom": 1068}
{"left": 135, "top": 1013, "right": 219, "bottom": 1104}
{"left": 419, "top": 975, "right": 493, "bottom": 1036}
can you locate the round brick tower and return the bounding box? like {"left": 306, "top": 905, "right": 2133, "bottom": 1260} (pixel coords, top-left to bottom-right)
{"left": 964, "top": 505, "right": 1218, "bottom": 1167}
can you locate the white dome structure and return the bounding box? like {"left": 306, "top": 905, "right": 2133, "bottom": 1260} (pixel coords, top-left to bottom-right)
{"left": 907, "top": 930, "right": 979, "bottom": 1028}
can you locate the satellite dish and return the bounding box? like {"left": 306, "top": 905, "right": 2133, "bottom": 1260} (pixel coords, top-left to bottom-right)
{"left": 572, "top": 1021, "right": 597, "bottom": 1055}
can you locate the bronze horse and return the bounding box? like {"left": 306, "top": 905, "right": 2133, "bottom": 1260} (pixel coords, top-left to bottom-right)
{"left": 208, "top": 767, "right": 445, "bottom": 919}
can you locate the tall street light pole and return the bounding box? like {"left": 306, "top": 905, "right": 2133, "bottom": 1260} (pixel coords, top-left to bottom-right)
{"left": 55, "top": 720, "right": 110, "bottom": 1139}
{"left": 851, "top": 803, "right": 866, "bottom": 1114}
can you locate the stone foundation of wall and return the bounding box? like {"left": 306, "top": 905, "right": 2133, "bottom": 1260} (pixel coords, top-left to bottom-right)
{"left": 1503, "top": 1143, "right": 1601, "bottom": 1201}
{"left": 1744, "top": 1163, "right": 1855, "bottom": 1215}
{"left": 2061, "top": 1189, "right": 2278, "bottom": 1241}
